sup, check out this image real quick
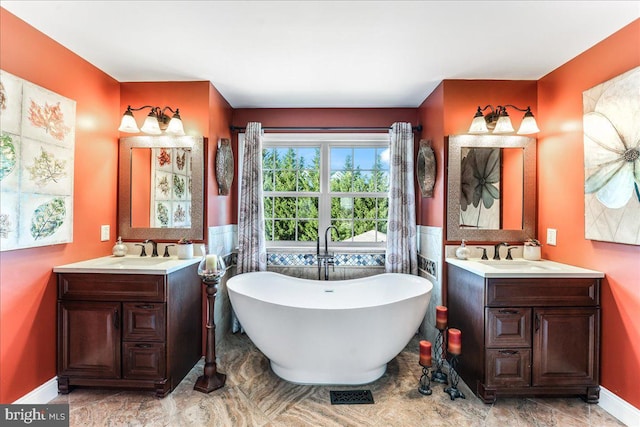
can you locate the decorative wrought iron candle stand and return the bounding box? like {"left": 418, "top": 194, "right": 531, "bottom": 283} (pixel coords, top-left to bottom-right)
{"left": 418, "top": 340, "right": 433, "bottom": 395}
{"left": 431, "top": 327, "right": 448, "bottom": 384}
{"left": 444, "top": 327, "right": 464, "bottom": 400}
{"left": 194, "top": 252, "right": 227, "bottom": 393}
{"left": 418, "top": 364, "right": 433, "bottom": 395}
{"left": 444, "top": 354, "right": 465, "bottom": 400}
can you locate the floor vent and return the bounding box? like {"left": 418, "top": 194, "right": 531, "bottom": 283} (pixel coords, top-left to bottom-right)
{"left": 330, "top": 390, "right": 374, "bottom": 405}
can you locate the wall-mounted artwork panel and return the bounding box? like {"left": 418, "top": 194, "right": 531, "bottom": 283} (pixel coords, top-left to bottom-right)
{"left": 583, "top": 66, "right": 639, "bottom": 245}
{"left": 0, "top": 70, "right": 76, "bottom": 251}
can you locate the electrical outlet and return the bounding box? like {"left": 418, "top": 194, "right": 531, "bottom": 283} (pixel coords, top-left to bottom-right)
{"left": 547, "top": 228, "right": 557, "bottom": 246}
{"left": 100, "top": 225, "right": 110, "bottom": 242}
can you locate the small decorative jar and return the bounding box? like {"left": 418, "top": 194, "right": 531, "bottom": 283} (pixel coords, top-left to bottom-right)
{"left": 455, "top": 239, "right": 471, "bottom": 260}
{"left": 177, "top": 238, "right": 194, "bottom": 259}
{"left": 523, "top": 238, "right": 542, "bottom": 261}
{"left": 112, "top": 236, "right": 128, "bottom": 257}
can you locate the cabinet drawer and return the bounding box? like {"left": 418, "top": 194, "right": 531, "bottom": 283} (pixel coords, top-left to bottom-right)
{"left": 123, "top": 303, "right": 165, "bottom": 342}
{"left": 123, "top": 342, "right": 166, "bottom": 379}
{"left": 486, "top": 349, "right": 531, "bottom": 387}
{"left": 486, "top": 278, "right": 599, "bottom": 307}
{"left": 58, "top": 274, "right": 165, "bottom": 301}
{"left": 486, "top": 308, "right": 531, "bottom": 348}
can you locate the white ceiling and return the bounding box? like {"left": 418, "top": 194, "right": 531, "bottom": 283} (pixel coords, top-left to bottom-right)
{"left": 2, "top": 1, "right": 638, "bottom": 108}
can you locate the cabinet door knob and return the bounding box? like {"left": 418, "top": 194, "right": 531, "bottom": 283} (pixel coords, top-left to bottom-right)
{"left": 135, "top": 343, "right": 153, "bottom": 348}
{"left": 136, "top": 304, "right": 154, "bottom": 309}
{"left": 499, "top": 350, "right": 519, "bottom": 355}
{"left": 498, "top": 309, "right": 519, "bottom": 314}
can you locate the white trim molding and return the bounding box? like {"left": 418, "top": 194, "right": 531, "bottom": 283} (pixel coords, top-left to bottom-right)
{"left": 599, "top": 386, "right": 640, "bottom": 427}
{"left": 12, "top": 377, "right": 58, "bottom": 404}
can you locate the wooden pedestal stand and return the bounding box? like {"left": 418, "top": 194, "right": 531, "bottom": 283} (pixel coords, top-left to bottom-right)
{"left": 194, "top": 277, "right": 226, "bottom": 393}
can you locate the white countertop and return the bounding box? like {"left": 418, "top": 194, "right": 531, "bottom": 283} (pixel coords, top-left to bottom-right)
{"left": 446, "top": 257, "right": 604, "bottom": 279}
{"left": 53, "top": 255, "right": 201, "bottom": 275}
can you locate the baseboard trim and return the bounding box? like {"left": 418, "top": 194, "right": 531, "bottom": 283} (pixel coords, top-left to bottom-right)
{"left": 599, "top": 386, "right": 640, "bottom": 427}
{"left": 12, "top": 377, "right": 58, "bottom": 404}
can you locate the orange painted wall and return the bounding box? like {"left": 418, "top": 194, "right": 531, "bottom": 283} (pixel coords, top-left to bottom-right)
{"left": 416, "top": 83, "right": 445, "bottom": 227}
{"left": 119, "top": 81, "right": 233, "bottom": 232}
{"left": 0, "top": 9, "right": 121, "bottom": 403}
{"left": 232, "top": 108, "right": 418, "bottom": 129}
{"left": 207, "top": 84, "right": 234, "bottom": 226}
{"left": 537, "top": 19, "right": 640, "bottom": 409}
{"left": 417, "top": 80, "right": 537, "bottom": 235}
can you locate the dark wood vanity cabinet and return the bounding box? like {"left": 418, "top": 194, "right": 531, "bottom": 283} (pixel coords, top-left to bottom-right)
{"left": 447, "top": 264, "right": 601, "bottom": 403}
{"left": 57, "top": 265, "right": 202, "bottom": 397}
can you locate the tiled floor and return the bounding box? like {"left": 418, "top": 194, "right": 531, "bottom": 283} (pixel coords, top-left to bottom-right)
{"left": 50, "top": 333, "right": 625, "bottom": 426}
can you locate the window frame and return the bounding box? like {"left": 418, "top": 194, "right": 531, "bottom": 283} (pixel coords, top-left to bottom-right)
{"left": 239, "top": 132, "right": 390, "bottom": 249}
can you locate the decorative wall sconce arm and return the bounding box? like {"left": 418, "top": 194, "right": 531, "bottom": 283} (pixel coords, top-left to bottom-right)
{"left": 118, "top": 105, "right": 185, "bottom": 136}
{"left": 468, "top": 104, "right": 539, "bottom": 135}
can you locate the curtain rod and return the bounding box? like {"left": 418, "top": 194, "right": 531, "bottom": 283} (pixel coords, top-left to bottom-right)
{"left": 229, "top": 125, "right": 423, "bottom": 133}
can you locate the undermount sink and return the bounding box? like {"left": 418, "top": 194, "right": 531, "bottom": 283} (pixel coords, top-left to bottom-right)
{"left": 97, "top": 256, "right": 171, "bottom": 266}
{"left": 446, "top": 257, "right": 604, "bottom": 278}
{"left": 53, "top": 255, "right": 201, "bottom": 275}
{"left": 476, "top": 260, "right": 561, "bottom": 271}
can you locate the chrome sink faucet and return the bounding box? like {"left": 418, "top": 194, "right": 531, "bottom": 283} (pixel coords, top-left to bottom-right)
{"left": 144, "top": 239, "right": 159, "bottom": 257}
{"left": 493, "top": 242, "right": 509, "bottom": 260}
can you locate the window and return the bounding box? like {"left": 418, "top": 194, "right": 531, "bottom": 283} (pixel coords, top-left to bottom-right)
{"left": 240, "top": 133, "right": 390, "bottom": 247}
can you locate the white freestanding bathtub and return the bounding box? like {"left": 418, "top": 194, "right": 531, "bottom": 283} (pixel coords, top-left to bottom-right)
{"left": 227, "top": 271, "right": 432, "bottom": 385}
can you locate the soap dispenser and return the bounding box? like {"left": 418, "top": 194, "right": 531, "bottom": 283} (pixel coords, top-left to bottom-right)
{"left": 455, "top": 239, "right": 470, "bottom": 260}
{"left": 112, "top": 236, "right": 128, "bottom": 257}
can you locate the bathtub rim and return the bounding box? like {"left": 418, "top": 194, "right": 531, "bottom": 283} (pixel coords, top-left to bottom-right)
{"left": 227, "top": 271, "right": 433, "bottom": 311}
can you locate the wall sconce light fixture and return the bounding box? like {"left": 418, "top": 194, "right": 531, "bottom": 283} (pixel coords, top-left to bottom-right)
{"left": 118, "top": 105, "right": 185, "bottom": 136}
{"left": 468, "top": 105, "right": 540, "bottom": 135}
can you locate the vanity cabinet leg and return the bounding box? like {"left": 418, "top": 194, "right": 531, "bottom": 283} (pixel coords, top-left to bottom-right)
{"left": 154, "top": 379, "right": 170, "bottom": 398}
{"left": 57, "top": 376, "right": 71, "bottom": 394}
{"left": 478, "top": 383, "right": 497, "bottom": 404}
{"left": 582, "top": 386, "right": 600, "bottom": 404}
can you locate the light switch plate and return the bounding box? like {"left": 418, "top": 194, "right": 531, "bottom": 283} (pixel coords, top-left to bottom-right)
{"left": 547, "top": 228, "right": 557, "bottom": 246}
{"left": 101, "top": 225, "right": 110, "bottom": 241}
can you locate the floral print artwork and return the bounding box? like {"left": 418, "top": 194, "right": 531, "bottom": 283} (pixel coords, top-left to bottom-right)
{"left": 149, "top": 147, "right": 192, "bottom": 227}
{"left": 26, "top": 146, "right": 67, "bottom": 186}
{"left": 0, "top": 133, "right": 17, "bottom": 180}
{"left": 30, "top": 197, "right": 66, "bottom": 240}
{"left": 157, "top": 148, "right": 171, "bottom": 167}
{"left": 459, "top": 147, "right": 500, "bottom": 230}
{"left": 0, "top": 70, "right": 75, "bottom": 251}
{"left": 27, "top": 100, "right": 71, "bottom": 141}
{"left": 583, "top": 66, "right": 639, "bottom": 245}
{"left": 0, "top": 82, "right": 6, "bottom": 110}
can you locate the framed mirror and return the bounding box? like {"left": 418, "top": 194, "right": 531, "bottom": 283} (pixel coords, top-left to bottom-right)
{"left": 118, "top": 135, "right": 205, "bottom": 241}
{"left": 446, "top": 134, "right": 536, "bottom": 242}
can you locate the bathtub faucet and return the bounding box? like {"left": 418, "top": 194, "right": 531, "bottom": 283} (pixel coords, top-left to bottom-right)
{"left": 324, "top": 225, "right": 338, "bottom": 255}
{"left": 317, "top": 226, "right": 338, "bottom": 280}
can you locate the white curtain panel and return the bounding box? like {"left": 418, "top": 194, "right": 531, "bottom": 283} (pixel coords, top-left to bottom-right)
{"left": 385, "top": 122, "right": 418, "bottom": 274}
{"left": 234, "top": 122, "right": 267, "bottom": 333}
